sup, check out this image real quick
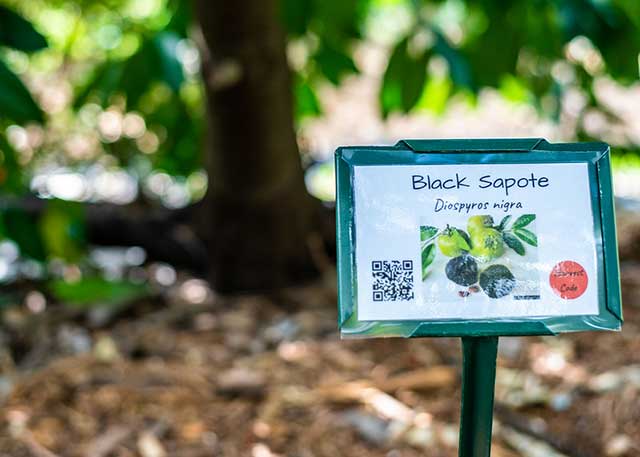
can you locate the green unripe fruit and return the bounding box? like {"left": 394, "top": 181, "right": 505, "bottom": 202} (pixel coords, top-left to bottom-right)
{"left": 437, "top": 226, "right": 471, "bottom": 257}
{"left": 470, "top": 228, "right": 504, "bottom": 261}
{"left": 467, "top": 215, "right": 494, "bottom": 236}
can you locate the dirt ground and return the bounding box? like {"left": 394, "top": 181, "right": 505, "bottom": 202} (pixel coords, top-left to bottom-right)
{"left": 0, "top": 261, "right": 639, "bottom": 457}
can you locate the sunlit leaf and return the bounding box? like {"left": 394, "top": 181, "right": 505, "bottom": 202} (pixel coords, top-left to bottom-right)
{"left": 416, "top": 76, "right": 451, "bottom": 114}
{"left": 121, "top": 32, "right": 185, "bottom": 108}
{"left": 0, "top": 133, "right": 24, "bottom": 193}
{"left": 314, "top": 41, "right": 359, "bottom": 85}
{"left": 613, "top": 0, "right": 640, "bottom": 29}
{"left": 433, "top": 29, "right": 473, "bottom": 90}
{"left": 39, "top": 199, "right": 86, "bottom": 262}
{"left": 73, "top": 61, "right": 125, "bottom": 108}
{"left": 380, "top": 37, "right": 430, "bottom": 116}
{"left": 49, "top": 277, "right": 150, "bottom": 309}
{"left": 2, "top": 207, "right": 46, "bottom": 261}
{"left": 154, "top": 32, "right": 184, "bottom": 91}
{"left": 295, "top": 76, "right": 322, "bottom": 119}
{"left": 313, "top": 0, "right": 366, "bottom": 42}
{"left": 558, "top": 0, "right": 640, "bottom": 82}
{"left": 166, "top": 0, "right": 192, "bottom": 37}
{"left": 147, "top": 96, "right": 202, "bottom": 176}
{"left": 500, "top": 75, "right": 530, "bottom": 104}
{"left": 461, "top": 8, "right": 519, "bottom": 88}
{"left": 0, "top": 58, "right": 43, "bottom": 123}
{"left": 0, "top": 5, "right": 47, "bottom": 52}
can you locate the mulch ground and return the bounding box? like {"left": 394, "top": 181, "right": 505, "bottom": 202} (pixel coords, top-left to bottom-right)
{"left": 0, "top": 272, "right": 639, "bottom": 457}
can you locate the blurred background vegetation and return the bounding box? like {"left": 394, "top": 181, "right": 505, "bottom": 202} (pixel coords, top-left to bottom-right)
{"left": 1, "top": 1, "right": 640, "bottom": 456}
{"left": 0, "top": 0, "right": 639, "bottom": 302}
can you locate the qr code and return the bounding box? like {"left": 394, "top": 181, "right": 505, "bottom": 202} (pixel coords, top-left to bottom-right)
{"left": 372, "top": 260, "right": 414, "bottom": 302}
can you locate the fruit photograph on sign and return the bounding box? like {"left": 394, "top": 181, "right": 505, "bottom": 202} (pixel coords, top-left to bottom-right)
{"left": 420, "top": 213, "right": 540, "bottom": 302}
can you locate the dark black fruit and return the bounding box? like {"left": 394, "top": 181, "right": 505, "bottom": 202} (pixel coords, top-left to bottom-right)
{"left": 445, "top": 255, "right": 479, "bottom": 286}
{"left": 479, "top": 264, "right": 515, "bottom": 299}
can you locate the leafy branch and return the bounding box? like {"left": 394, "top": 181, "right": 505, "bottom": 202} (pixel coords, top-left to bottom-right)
{"left": 500, "top": 214, "right": 537, "bottom": 256}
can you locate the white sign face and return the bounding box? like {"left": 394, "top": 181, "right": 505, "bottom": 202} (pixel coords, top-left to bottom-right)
{"left": 353, "top": 163, "right": 598, "bottom": 321}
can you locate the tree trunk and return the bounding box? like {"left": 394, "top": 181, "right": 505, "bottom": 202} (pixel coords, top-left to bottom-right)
{"left": 195, "top": 0, "right": 320, "bottom": 292}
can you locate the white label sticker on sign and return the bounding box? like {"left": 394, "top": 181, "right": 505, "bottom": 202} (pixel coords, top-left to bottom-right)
{"left": 353, "top": 162, "right": 598, "bottom": 321}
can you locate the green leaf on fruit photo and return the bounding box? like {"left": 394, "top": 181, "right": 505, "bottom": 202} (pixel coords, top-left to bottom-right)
{"left": 512, "top": 214, "right": 536, "bottom": 229}
{"left": 420, "top": 225, "right": 438, "bottom": 280}
{"left": 503, "top": 231, "right": 525, "bottom": 256}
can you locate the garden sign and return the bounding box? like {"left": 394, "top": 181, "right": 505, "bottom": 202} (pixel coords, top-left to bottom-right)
{"left": 335, "top": 138, "right": 622, "bottom": 457}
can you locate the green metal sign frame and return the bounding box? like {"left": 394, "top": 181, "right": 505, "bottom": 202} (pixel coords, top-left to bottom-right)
{"left": 336, "top": 138, "right": 622, "bottom": 338}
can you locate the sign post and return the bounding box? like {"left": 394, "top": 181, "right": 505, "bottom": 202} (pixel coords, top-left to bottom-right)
{"left": 335, "top": 139, "right": 622, "bottom": 456}
{"left": 459, "top": 337, "right": 498, "bottom": 457}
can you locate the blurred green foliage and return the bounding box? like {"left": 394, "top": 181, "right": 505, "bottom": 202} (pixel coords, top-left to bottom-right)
{"left": 0, "top": 0, "right": 639, "bottom": 201}
{"left": 0, "top": 0, "right": 200, "bottom": 305}
{"left": 0, "top": 0, "right": 639, "bottom": 304}
{"left": 49, "top": 276, "right": 148, "bottom": 309}
{"left": 39, "top": 199, "right": 86, "bottom": 262}
{"left": 0, "top": 0, "right": 202, "bottom": 197}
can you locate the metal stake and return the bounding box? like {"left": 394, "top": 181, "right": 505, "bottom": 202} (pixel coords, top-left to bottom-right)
{"left": 458, "top": 336, "right": 499, "bottom": 457}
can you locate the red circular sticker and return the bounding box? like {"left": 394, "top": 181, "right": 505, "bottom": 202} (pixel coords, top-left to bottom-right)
{"left": 549, "top": 261, "right": 588, "bottom": 299}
